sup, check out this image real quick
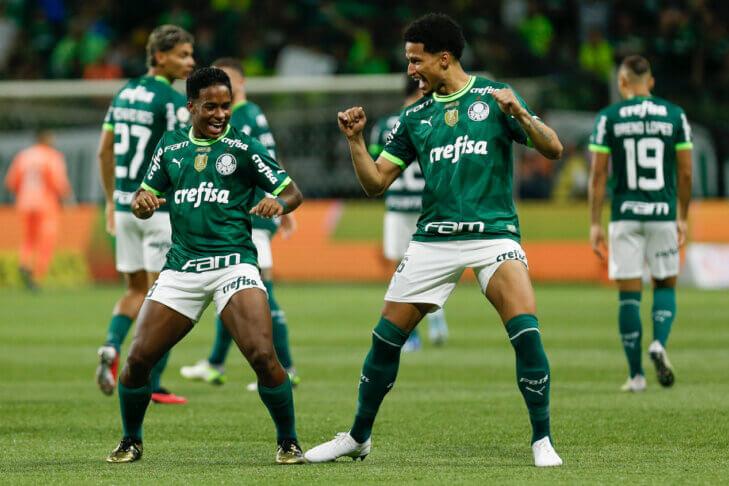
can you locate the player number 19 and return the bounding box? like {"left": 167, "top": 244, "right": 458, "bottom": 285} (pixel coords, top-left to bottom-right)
{"left": 623, "top": 137, "right": 664, "bottom": 191}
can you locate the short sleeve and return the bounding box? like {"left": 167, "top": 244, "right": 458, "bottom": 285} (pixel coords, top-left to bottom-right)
{"left": 505, "top": 86, "right": 538, "bottom": 146}
{"left": 380, "top": 115, "right": 415, "bottom": 170}
{"left": 141, "top": 139, "right": 171, "bottom": 195}
{"left": 246, "top": 138, "right": 291, "bottom": 196}
{"left": 102, "top": 104, "right": 114, "bottom": 132}
{"left": 675, "top": 109, "right": 693, "bottom": 151}
{"left": 588, "top": 111, "right": 612, "bottom": 154}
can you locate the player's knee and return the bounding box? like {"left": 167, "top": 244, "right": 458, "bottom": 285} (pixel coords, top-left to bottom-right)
{"left": 124, "top": 352, "right": 154, "bottom": 381}
{"left": 247, "top": 347, "right": 277, "bottom": 376}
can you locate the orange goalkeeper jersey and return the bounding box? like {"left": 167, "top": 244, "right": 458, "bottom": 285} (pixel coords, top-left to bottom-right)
{"left": 5, "top": 143, "right": 71, "bottom": 212}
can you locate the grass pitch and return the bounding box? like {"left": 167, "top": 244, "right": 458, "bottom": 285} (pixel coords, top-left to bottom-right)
{"left": 1, "top": 283, "right": 728, "bottom": 484}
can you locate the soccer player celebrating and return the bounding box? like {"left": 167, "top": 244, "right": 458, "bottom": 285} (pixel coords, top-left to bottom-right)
{"left": 368, "top": 76, "right": 449, "bottom": 352}
{"left": 96, "top": 25, "right": 194, "bottom": 404}
{"left": 588, "top": 55, "right": 692, "bottom": 392}
{"left": 305, "top": 13, "right": 564, "bottom": 467}
{"left": 180, "top": 58, "right": 300, "bottom": 389}
{"left": 105, "top": 67, "right": 305, "bottom": 464}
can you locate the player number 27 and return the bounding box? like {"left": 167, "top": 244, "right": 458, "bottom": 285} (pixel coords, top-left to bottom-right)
{"left": 623, "top": 137, "right": 664, "bottom": 191}
{"left": 114, "top": 123, "right": 152, "bottom": 179}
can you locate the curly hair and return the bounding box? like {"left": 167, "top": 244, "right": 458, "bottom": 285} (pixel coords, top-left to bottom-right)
{"left": 186, "top": 67, "right": 231, "bottom": 100}
{"left": 403, "top": 13, "right": 465, "bottom": 60}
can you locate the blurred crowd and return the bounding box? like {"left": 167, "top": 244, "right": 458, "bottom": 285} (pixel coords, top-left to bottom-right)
{"left": 0, "top": 1, "right": 725, "bottom": 85}
{"left": 0, "top": 0, "right": 726, "bottom": 200}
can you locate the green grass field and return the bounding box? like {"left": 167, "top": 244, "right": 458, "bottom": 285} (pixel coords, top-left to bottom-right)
{"left": 1, "top": 283, "right": 728, "bottom": 484}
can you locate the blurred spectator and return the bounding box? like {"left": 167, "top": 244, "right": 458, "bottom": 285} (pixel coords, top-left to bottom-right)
{"left": 518, "top": 150, "right": 556, "bottom": 199}
{"left": 551, "top": 145, "right": 589, "bottom": 202}
{"left": 518, "top": 0, "right": 554, "bottom": 59}
{"left": 4, "top": 130, "right": 71, "bottom": 290}
{"left": 579, "top": 28, "right": 614, "bottom": 82}
{"left": 83, "top": 48, "right": 122, "bottom": 79}
{"left": 0, "top": 4, "right": 19, "bottom": 71}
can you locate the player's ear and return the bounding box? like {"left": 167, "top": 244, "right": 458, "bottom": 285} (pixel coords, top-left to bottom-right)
{"left": 154, "top": 50, "right": 166, "bottom": 68}
{"left": 648, "top": 75, "right": 655, "bottom": 91}
{"left": 440, "top": 51, "right": 449, "bottom": 69}
{"left": 187, "top": 100, "right": 195, "bottom": 114}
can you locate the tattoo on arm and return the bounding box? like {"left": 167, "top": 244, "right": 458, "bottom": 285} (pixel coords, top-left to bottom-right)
{"left": 526, "top": 117, "right": 553, "bottom": 144}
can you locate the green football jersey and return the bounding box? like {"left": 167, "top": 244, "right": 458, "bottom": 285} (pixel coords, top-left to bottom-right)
{"left": 141, "top": 125, "right": 292, "bottom": 273}
{"left": 380, "top": 75, "right": 535, "bottom": 242}
{"left": 369, "top": 113, "right": 425, "bottom": 213}
{"left": 229, "top": 100, "right": 279, "bottom": 234}
{"left": 103, "top": 75, "right": 189, "bottom": 212}
{"left": 589, "top": 96, "right": 692, "bottom": 221}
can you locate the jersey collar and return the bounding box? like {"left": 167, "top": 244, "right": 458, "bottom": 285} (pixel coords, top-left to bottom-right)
{"left": 153, "top": 75, "right": 172, "bottom": 85}
{"left": 232, "top": 100, "right": 248, "bottom": 113}
{"left": 188, "top": 124, "right": 231, "bottom": 146}
{"left": 432, "top": 76, "right": 475, "bottom": 103}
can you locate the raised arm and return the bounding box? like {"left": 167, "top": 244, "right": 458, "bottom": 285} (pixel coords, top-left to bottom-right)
{"left": 676, "top": 148, "right": 692, "bottom": 246}
{"left": 338, "top": 106, "right": 403, "bottom": 196}
{"left": 588, "top": 151, "right": 610, "bottom": 260}
{"left": 98, "top": 129, "right": 116, "bottom": 235}
{"left": 491, "top": 89, "right": 563, "bottom": 160}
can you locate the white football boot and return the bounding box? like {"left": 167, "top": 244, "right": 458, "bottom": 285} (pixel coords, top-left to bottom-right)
{"left": 648, "top": 340, "right": 675, "bottom": 387}
{"left": 96, "top": 345, "right": 117, "bottom": 396}
{"left": 532, "top": 436, "right": 563, "bottom": 467}
{"left": 620, "top": 374, "right": 647, "bottom": 392}
{"left": 304, "top": 432, "right": 371, "bottom": 463}
{"left": 180, "top": 360, "right": 226, "bottom": 385}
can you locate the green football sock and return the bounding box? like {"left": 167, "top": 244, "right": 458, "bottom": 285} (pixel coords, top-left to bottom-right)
{"left": 619, "top": 291, "right": 643, "bottom": 377}
{"left": 105, "top": 315, "right": 133, "bottom": 352}
{"left": 652, "top": 288, "right": 676, "bottom": 347}
{"left": 208, "top": 316, "right": 233, "bottom": 366}
{"left": 150, "top": 351, "right": 170, "bottom": 392}
{"left": 350, "top": 317, "right": 409, "bottom": 443}
{"left": 118, "top": 382, "right": 152, "bottom": 442}
{"left": 258, "top": 375, "right": 297, "bottom": 442}
{"left": 266, "top": 280, "right": 293, "bottom": 369}
{"left": 506, "top": 314, "right": 551, "bottom": 444}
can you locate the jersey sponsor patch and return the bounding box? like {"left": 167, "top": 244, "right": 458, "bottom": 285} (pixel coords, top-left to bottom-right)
{"left": 620, "top": 201, "right": 670, "bottom": 216}
{"left": 194, "top": 154, "right": 208, "bottom": 172}
{"left": 467, "top": 101, "right": 489, "bottom": 121}
{"left": 215, "top": 153, "right": 237, "bottom": 175}
{"left": 444, "top": 108, "right": 459, "bottom": 127}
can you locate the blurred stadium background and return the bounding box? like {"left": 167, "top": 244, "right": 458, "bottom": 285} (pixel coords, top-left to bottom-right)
{"left": 0, "top": 0, "right": 727, "bottom": 288}
{"left": 1, "top": 2, "right": 729, "bottom": 482}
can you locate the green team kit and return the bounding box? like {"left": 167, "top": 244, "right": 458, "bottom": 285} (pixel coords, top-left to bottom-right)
{"left": 369, "top": 113, "right": 424, "bottom": 213}
{"left": 230, "top": 100, "right": 281, "bottom": 234}
{"left": 141, "top": 125, "right": 291, "bottom": 272}
{"left": 104, "top": 75, "right": 189, "bottom": 211}
{"left": 589, "top": 96, "right": 692, "bottom": 221}
{"left": 381, "top": 75, "right": 535, "bottom": 241}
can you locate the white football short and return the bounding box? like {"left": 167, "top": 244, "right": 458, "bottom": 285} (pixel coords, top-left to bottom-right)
{"left": 383, "top": 211, "right": 419, "bottom": 261}
{"left": 114, "top": 211, "right": 171, "bottom": 273}
{"left": 608, "top": 220, "right": 679, "bottom": 280}
{"left": 384, "top": 239, "right": 528, "bottom": 309}
{"left": 251, "top": 228, "right": 273, "bottom": 269}
{"left": 146, "top": 263, "right": 267, "bottom": 323}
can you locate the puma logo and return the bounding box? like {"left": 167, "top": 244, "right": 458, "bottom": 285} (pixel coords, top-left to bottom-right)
{"left": 172, "top": 157, "right": 183, "bottom": 167}
{"left": 420, "top": 117, "right": 433, "bottom": 127}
